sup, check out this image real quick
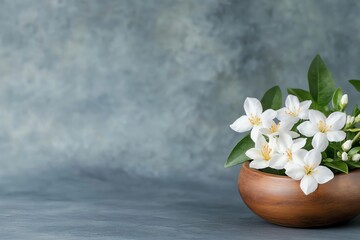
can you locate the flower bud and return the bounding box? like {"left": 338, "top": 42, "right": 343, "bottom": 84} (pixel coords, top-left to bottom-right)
{"left": 355, "top": 114, "right": 360, "bottom": 123}
{"left": 341, "top": 152, "right": 348, "bottom": 161}
{"left": 346, "top": 115, "right": 352, "bottom": 124}
{"left": 352, "top": 154, "right": 360, "bottom": 162}
{"left": 345, "top": 115, "right": 355, "bottom": 128}
{"left": 342, "top": 140, "right": 352, "bottom": 152}
{"left": 340, "top": 94, "right": 348, "bottom": 107}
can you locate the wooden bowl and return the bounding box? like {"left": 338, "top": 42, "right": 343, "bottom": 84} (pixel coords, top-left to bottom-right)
{"left": 238, "top": 162, "right": 360, "bottom": 228}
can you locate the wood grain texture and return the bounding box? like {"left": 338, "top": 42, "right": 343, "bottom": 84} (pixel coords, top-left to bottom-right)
{"left": 238, "top": 162, "right": 360, "bottom": 228}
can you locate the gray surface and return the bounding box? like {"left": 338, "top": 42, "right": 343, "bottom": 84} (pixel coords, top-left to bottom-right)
{"left": 1, "top": 172, "right": 359, "bottom": 239}
{"left": 0, "top": 0, "right": 359, "bottom": 239}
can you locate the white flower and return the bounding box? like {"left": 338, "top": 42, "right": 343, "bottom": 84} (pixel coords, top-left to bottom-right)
{"left": 259, "top": 120, "right": 299, "bottom": 138}
{"left": 297, "top": 110, "right": 346, "bottom": 152}
{"left": 269, "top": 134, "right": 307, "bottom": 170}
{"left": 277, "top": 95, "right": 312, "bottom": 123}
{"left": 352, "top": 154, "right": 360, "bottom": 161}
{"left": 285, "top": 149, "right": 334, "bottom": 195}
{"left": 340, "top": 94, "right": 348, "bottom": 107}
{"left": 342, "top": 140, "right": 352, "bottom": 152}
{"left": 245, "top": 135, "right": 278, "bottom": 169}
{"left": 230, "top": 97, "right": 277, "bottom": 141}
{"left": 341, "top": 152, "right": 348, "bottom": 161}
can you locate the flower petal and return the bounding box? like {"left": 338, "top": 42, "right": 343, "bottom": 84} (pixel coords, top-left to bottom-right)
{"left": 269, "top": 154, "right": 288, "bottom": 170}
{"left": 304, "top": 149, "right": 321, "bottom": 167}
{"left": 300, "top": 175, "right": 318, "bottom": 195}
{"left": 259, "top": 127, "right": 271, "bottom": 136}
{"left": 249, "top": 159, "right": 269, "bottom": 169}
{"left": 268, "top": 136, "right": 278, "bottom": 152}
{"left": 308, "top": 110, "right": 326, "bottom": 124}
{"left": 326, "top": 112, "right": 346, "bottom": 130}
{"left": 285, "top": 95, "right": 300, "bottom": 112}
{"left": 312, "top": 132, "right": 328, "bottom": 152}
{"left": 230, "top": 116, "right": 252, "bottom": 132}
{"left": 292, "top": 149, "right": 307, "bottom": 165}
{"left": 244, "top": 97, "right": 262, "bottom": 117}
{"left": 245, "top": 148, "right": 263, "bottom": 160}
{"left": 278, "top": 121, "right": 294, "bottom": 131}
{"left": 297, "top": 121, "right": 318, "bottom": 137}
{"left": 254, "top": 134, "right": 267, "bottom": 148}
{"left": 326, "top": 131, "right": 346, "bottom": 142}
{"left": 312, "top": 166, "right": 334, "bottom": 184}
{"left": 277, "top": 108, "right": 289, "bottom": 122}
{"left": 300, "top": 100, "right": 312, "bottom": 110}
{"left": 261, "top": 109, "right": 277, "bottom": 121}
{"left": 298, "top": 100, "right": 312, "bottom": 119}
{"left": 262, "top": 119, "right": 275, "bottom": 129}
{"left": 292, "top": 138, "right": 306, "bottom": 151}
{"left": 284, "top": 160, "right": 297, "bottom": 170}
{"left": 285, "top": 164, "right": 305, "bottom": 180}
{"left": 277, "top": 134, "right": 292, "bottom": 153}
{"left": 250, "top": 127, "right": 261, "bottom": 142}
{"left": 288, "top": 131, "right": 300, "bottom": 138}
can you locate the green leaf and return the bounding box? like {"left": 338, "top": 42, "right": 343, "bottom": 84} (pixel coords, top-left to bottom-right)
{"left": 329, "top": 142, "right": 342, "bottom": 151}
{"left": 347, "top": 161, "right": 360, "bottom": 168}
{"left": 307, "top": 54, "right": 336, "bottom": 106}
{"left": 261, "top": 86, "right": 282, "bottom": 110}
{"left": 346, "top": 131, "right": 357, "bottom": 141}
{"left": 349, "top": 79, "right": 360, "bottom": 92}
{"left": 331, "top": 88, "right": 343, "bottom": 111}
{"left": 324, "top": 161, "right": 349, "bottom": 174}
{"left": 225, "top": 135, "right": 254, "bottom": 168}
{"left": 260, "top": 168, "right": 286, "bottom": 176}
{"left": 303, "top": 137, "right": 313, "bottom": 151}
{"left": 287, "top": 88, "right": 312, "bottom": 101}
{"left": 353, "top": 104, "right": 360, "bottom": 116}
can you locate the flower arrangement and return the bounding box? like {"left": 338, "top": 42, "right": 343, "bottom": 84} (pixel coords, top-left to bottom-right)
{"left": 225, "top": 55, "right": 360, "bottom": 195}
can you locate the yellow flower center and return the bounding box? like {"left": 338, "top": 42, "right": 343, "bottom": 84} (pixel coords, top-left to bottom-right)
{"left": 249, "top": 114, "right": 262, "bottom": 126}
{"left": 261, "top": 144, "right": 272, "bottom": 161}
{"left": 286, "top": 149, "right": 292, "bottom": 160}
{"left": 304, "top": 164, "right": 317, "bottom": 175}
{"left": 269, "top": 123, "right": 280, "bottom": 133}
{"left": 285, "top": 108, "right": 300, "bottom": 117}
{"left": 317, "top": 120, "right": 331, "bottom": 133}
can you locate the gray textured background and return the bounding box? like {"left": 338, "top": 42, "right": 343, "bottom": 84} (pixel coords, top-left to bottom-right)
{"left": 0, "top": 0, "right": 360, "bottom": 239}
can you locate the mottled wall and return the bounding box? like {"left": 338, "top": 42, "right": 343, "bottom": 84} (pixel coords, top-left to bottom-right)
{"left": 0, "top": 0, "right": 360, "bottom": 185}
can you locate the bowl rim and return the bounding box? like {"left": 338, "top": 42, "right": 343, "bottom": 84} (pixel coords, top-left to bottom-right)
{"left": 242, "top": 161, "right": 360, "bottom": 180}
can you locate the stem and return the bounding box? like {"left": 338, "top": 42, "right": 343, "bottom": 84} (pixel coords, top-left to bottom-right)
{"left": 353, "top": 131, "right": 360, "bottom": 143}
{"left": 345, "top": 128, "right": 360, "bottom": 132}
